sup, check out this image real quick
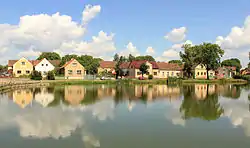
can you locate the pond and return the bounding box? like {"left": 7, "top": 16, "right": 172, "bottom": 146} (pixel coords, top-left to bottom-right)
{"left": 0, "top": 84, "right": 250, "bottom": 148}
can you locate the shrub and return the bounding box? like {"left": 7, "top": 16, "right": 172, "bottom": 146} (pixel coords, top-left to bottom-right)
{"left": 31, "top": 70, "right": 42, "bottom": 80}
{"left": 47, "top": 71, "right": 55, "bottom": 80}
{"left": 233, "top": 74, "right": 242, "bottom": 79}
{"left": 148, "top": 74, "right": 153, "bottom": 80}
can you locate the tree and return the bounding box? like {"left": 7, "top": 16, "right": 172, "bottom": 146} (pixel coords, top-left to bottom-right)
{"left": 37, "top": 52, "right": 61, "bottom": 60}
{"left": 78, "top": 55, "right": 100, "bottom": 75}
{"left": 168, "top": 60, "right": 182, "bottom": 65}
{"left": 114, "top": 56, "right": 125, "bottom": 79}
{"left": 0, "top": 65, "right": 7, "bottom": 73}
{"left": 135, "top": 55, "right": 155, "bottom": 62}
{"left": 47, "top": 71, "right": 55, "bottom": 80}
{"left": 60, "top": 54, "right": 78, "bottom": 66}
{"left": 180, "top": 44, "right": 199, "bottom": 78}
{"left": 221, "top": 58, "right": 242, "bottom": 72}
{"left": 139, "top": 63, "right": 149, "bottom": 77}
{"left": 128, "top": 54, "right": 135, "bottom": 62}
{"left": 113, "top": 53, "right": 119, "bottom": 62}
{"left": 31, "top": 70, "right": 42, "bottom": 80}
{"left": 198, "top": 43, "right": 224, "bottom": 80}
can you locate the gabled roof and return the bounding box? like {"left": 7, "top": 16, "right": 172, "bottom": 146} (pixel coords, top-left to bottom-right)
{"left": 61, "top": 58, "right": 81, "bottom": 68}
{"left": 157, "top": 62, "right": 183, "bottom": 71}
{"left": 49, "top": 60, "right": 61, "bottom": 67}
{"left": 128, "top": 60, "right": 159, "bottom": 69}
{"left": 8, "top": 60, "right": 18, "bottom": 67}
{"left": 120, "top": 62, "right": 130, "bottom": 69}
{"left": 99, "top": 61, "right": 115, "bottom": 68}
{"left": 8, "top": 59, "right": 61, "bottom": 67}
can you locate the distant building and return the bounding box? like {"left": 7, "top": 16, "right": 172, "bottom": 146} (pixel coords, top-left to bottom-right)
{"left": 61, "top": 58, "right": 86, "bottom": 79}
{"left": 194, "top": 64, "right": 215, "bottom": 79}
{"left": 216, "top": 66, "right": 236, "bottom": 79}
{"left": 98, "top": 61, "right": 116, "bottom": 74}
{"left": 34, "top": 58, "right": 60, "bottom": 77}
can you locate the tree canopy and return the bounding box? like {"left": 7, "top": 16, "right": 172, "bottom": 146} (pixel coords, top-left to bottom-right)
{"left": 168, "top": 60, "right": 182, "bottom": 65}
{"left": 221, "top": 58, "right": 242, "bottom": 72}
{"left": 37, "top": 52, "right": 61, "bottom": 60}
{"left": 113, "top": 53, "right": 155, "bottom": 62}
{"left": 139, "top": 63, "right": 149, "bottom": 77}
{"left": 135, "top": 55, "right": 155, "bottom": 62}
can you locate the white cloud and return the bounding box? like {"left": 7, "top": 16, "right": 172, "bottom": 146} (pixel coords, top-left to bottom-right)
{"left": 164, "top": 27, "right": 187, "bottom": 43}
{"left": 82, "top": 5, "right": 101, "bottom": 25}
{"left": 216, "top": 16, "right": 250, "bottom": 50}
{"left": 119, "top": 42, "right": 140, "bottom": 57}
{"left": 163, "top": 49, "right": 179, "bottom": 58}
{"left": 146, "top": 46, "right": 155, "bottom": 55}
{"left": 18, "top": 48, "right": 41, "bottom": 58}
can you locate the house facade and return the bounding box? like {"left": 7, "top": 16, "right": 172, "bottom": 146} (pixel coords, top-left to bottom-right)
{"left": 62, "top": 58, "right": 85, "bottom": 79}
{"left": 12, "top": 57, "right": 34, "bottom": 77}
{"left": 216, "top": 66, "right": 236, "bottom": 79}
{"left": 194, "top": 64, "right": 215, "bottom": 79}
{"left": 34, "top": 58, "right": 55, "bottom": 77}
{"left": 98, "top": 61, "right": 116, "bottom": 74}
{"left": 157, "top": 62, "right": 182, "bottom": 78}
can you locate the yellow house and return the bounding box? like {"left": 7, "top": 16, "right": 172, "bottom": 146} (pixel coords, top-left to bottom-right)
{"left": 62, "top": 58, "right": 86, "bottom": 79}
{"left": 13, "top": 89, "right": 33, "bottom": 108}
{"left": 12, "top": 57, "right": 34, "bottom": 77}
{"left": 194, "top": 64, "right": 215, "bottom": 79}
{"left": 64, "top": 85, "right": 85, "bottom": 106}
{"left": 157, "top": 62, "right": 182, "bottom": 78}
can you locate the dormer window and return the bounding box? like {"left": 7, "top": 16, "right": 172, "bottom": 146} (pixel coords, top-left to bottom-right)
{"left": 72, "top": 63, "right": 77, "bottom": 66}
{"left": 21, "top": 62, "right": 25, "bottom": 65}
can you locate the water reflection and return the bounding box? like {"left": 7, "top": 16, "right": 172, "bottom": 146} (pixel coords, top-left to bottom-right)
{"left": 1, "top": 84, "right": 250, "bottom": 147}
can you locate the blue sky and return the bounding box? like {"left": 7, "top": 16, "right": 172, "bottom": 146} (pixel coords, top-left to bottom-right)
{"left": 0, "top": 0, "right": 250, "bottom": 66}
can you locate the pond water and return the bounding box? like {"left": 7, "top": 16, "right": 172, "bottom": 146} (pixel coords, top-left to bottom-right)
{"left": 1, "top": 84, "right": 250, "bottom": 148}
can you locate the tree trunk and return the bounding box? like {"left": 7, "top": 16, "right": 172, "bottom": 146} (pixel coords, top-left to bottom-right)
{"left": 207, "top": 69, "right": 209, "bottom": 80}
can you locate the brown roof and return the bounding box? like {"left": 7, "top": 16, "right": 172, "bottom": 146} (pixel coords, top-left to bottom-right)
{"left": 129, "top": 60, "right": 159, "bottom": 69}
{"left": 99, "top": 61, "right": 115, "bottom": 68}
{"left": 120, "top": 62, "right": 130, "bottom": 69}
{"left": 8, "top": 60, "right": 18, "bottom": 67}
{"left": 49, "top": 60, "right": 61, "bottom": 67}
{"left": 157, "top": 62, "right": 183, "bottom": 71}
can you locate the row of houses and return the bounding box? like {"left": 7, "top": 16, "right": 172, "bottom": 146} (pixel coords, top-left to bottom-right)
{"left": 7, "top": 57, "right": 236, "bottom": 79}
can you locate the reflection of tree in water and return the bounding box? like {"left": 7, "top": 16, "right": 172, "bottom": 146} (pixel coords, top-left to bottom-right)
{"left": 48, "top": 86, "right": 64, "bottom": 107}
{"left": 113, "top": 85, "right": 126, "bottom": 106}
{"left": 180, "top": 85, "right": 224, "bottom": 121}
{"left": 220, "top": 85, "right": 241, "bottom": 99}
{"left": 81, "top": 87, "right": 99, "bottom": 105}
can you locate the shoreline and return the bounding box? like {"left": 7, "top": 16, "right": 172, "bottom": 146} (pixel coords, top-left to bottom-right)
{"left": 0, "top": 78, "right": 247, "bottom": 93}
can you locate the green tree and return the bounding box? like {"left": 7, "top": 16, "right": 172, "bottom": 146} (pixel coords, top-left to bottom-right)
{"left": 113, "top": 53, "right": 119, "bottom": 62}
{"left": 114, "top": 56, "right": 125, "bottom": 79}
{"left": 168, "top": 60, "right": 182, "bottom": 65}
{"left": 135, "top": 55, "right": 155, "bottom": 62}
{"left": 0, "top": 65, "right": 7, "bottom": 72}
{"left": 78, "top": 55, "right": 100, "bottom": 75}
{"left": 37, "top": 52, "right": 61, "bottom": 60}
{"left": 47, "top": 71, "right": 55, "bottom": 80}
{"left": 198, "top": 43, "right": 224, "bottom": 79}
{"left": 128, "top": 54, "right": 135, "bottom": 62}
{"left": 60, "top": 54, "right": 78, "bottom": 66}
{"left": 139, "top": 63, "right": 149, "bottom": 77}
{"left": 180, "top": 44, "right": 199, "bottom": 78}
{"left": 221, "top": 58, "right": 242, "bottom": 72}
{"left": 31, "top": 70, "right": 42, "bottom": 80}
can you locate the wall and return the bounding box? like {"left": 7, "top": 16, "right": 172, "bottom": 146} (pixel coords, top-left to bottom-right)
{"left": 195, "top": 65, "right": 215, "bottom": 79}
{"left": 13, "top": 58, "right": 33, "bottom": 77}
{"left": 157, "top": 70, "right": 182, "bottom": 78}
{"left": 35, "top": 59, "right": 55, "bottom": 77}
{"left": 65, "top": 59, "right": 85, "bottom": 79}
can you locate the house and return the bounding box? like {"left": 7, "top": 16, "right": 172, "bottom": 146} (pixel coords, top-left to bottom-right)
{"left": 125, "top": 60, "right": 159, "bottom": 78}
{"left": 9, "top": 57, "right": 34, "bottom": 77}
{"left": 216, "top": 66, "right": 236, "bottom": 79}
{"left": 98, "top": 61, "right": 116, "bottom": 74}
{"left": 61, "top": 58, "right": 86, "bottom": 79}
{"left": 157, "top": 62, "right": 183, "bottom": 78}
{"left": 34, "top": 58, "right": 60, "bottom": 77}
{"left": 194, "top": 64, "right": 215, "bottom": 79}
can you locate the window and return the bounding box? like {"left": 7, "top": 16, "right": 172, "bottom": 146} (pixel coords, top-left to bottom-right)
{"left": 197, "top": 72, "right": 199, "bottom": 75}
{"left": 137, "top": 72, "right": 141, "bottom": 75}
{"left": 154, "top": 72, "right": 157, "bottom": 76}
{"left": 167, "top": 72, "right": 169, "bottom": 76}
{"left": 77, "top": 70, "right": 82, "bottom": 74}
{"left": 210, "top": 73, "right": 213, "bottom": 76}
{"left": 46, "top": 64, "right": 48, "bottom": 66}
{"left": 17, "top": 70, "right": 22, "bottom": 74}
{"left": 68, "top": 70, "right": 73, "bottom": 74}
{"left": 21, "top": 62, "right": 25, "bottom": 65}
{"left": 201, "top": 72, "right": 203, "bottom": 75}
{"left": 72, "top": 63, "right": 77, "bottom": 66}
{"left": 162, "top": 72, "right": 164, "bottom": 76}
{"left": 204, "top": 72, "right": 206, "bottom": 75}
{"left": 176, "top": 72, "right": 180, "bottom": 77}
{"left": 26, "top": 70, "right": 30, "bottom": 74}
{"left": 171, "top": 72, "right": 174, "bottom": 76}
{"left": 42, "top": 64, "right": 44, "bottom": 66}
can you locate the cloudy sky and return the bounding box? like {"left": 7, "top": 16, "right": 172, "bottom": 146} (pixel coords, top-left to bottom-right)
{"left": 0, "top": 0, "right": 249, "bottom": 66}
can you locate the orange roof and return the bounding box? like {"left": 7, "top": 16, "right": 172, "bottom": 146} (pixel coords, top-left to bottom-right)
{"left": 8, "top": 60, "right": 18, "bottom": 67}
{"left": 120, "top": 62, "right": 130, "bottom": 69}
{"left": 157, "top": 62, "right": 183, "bottom": 71}
{"left": 99, "top": 61, "right": 115, "bottom": 68}
{"left": 129, "top": 60, "right": 159, "bottom": 69}
{"left": 61, "top": 58, "right": 77, "bottom": 68}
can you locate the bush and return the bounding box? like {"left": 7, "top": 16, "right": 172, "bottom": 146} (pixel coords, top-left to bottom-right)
{"left": 148, "top": 74, "right": 153, "bottom": 80}
{"left": 233, "top": 74, "right": 242, "bottom": 79}
{"left": 31, "top": 70, "right": 42, "bottom": 80}
{"left": 47, "top": 71, "right": 55, "bottom": 80}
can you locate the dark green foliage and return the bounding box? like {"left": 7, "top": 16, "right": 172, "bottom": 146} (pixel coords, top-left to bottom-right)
{"left": 135, "top": 55, "right": 155, "bottom": 62}
{"left": 37, "top": 52, "right": 61, "bottom": 60}
{"left": 47, "top": 71, "right": 55, "bottom": 80}
{"left": 128, "top": 54, "right": 136, "bottom": 62}
{"left": 139, "top": 63, "right": 149, "bottom": 77}
{"left": 31, "top": 70, "right": 42, "bottom": 80}
{"left": 168, "top": 60, "right": 182, "bottom": 65}
{"left": 221, "top": 58, "right": 242, "bottom": 72}
{"left": 148, "top": 74, "right": 153, "bottom": 79}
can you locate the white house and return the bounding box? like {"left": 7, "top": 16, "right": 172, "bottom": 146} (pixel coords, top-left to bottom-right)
{"left": 34, "top": 58, "right": 55, "bottom": 77}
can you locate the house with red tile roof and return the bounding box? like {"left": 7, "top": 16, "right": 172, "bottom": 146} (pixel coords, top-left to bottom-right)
{"left": 98, "top": 61, "right": 116, "bottom": 74}
{"left": 61, "top": 58, "right": 85, "bottom": 79}
{"left": 157, "top": 62, "right": 183, "bottom": 78}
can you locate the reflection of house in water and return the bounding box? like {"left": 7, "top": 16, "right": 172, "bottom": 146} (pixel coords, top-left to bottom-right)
{"left": 194, "top": 84, "right": 216, "bottom": 100}
{"left": 134, "top": 85, "right": 181, "bottom": 101}
{"left": 34, "top": 88, "right": 55, "bottom": 107}
{"left": 97, "top": 85, "right": 116, "bottom": 98}
{"left": 13, "top": 89, "right": 33, "bottom": 108}
{"left": 64, "top": 86, "right": 85, "bottom": 106}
